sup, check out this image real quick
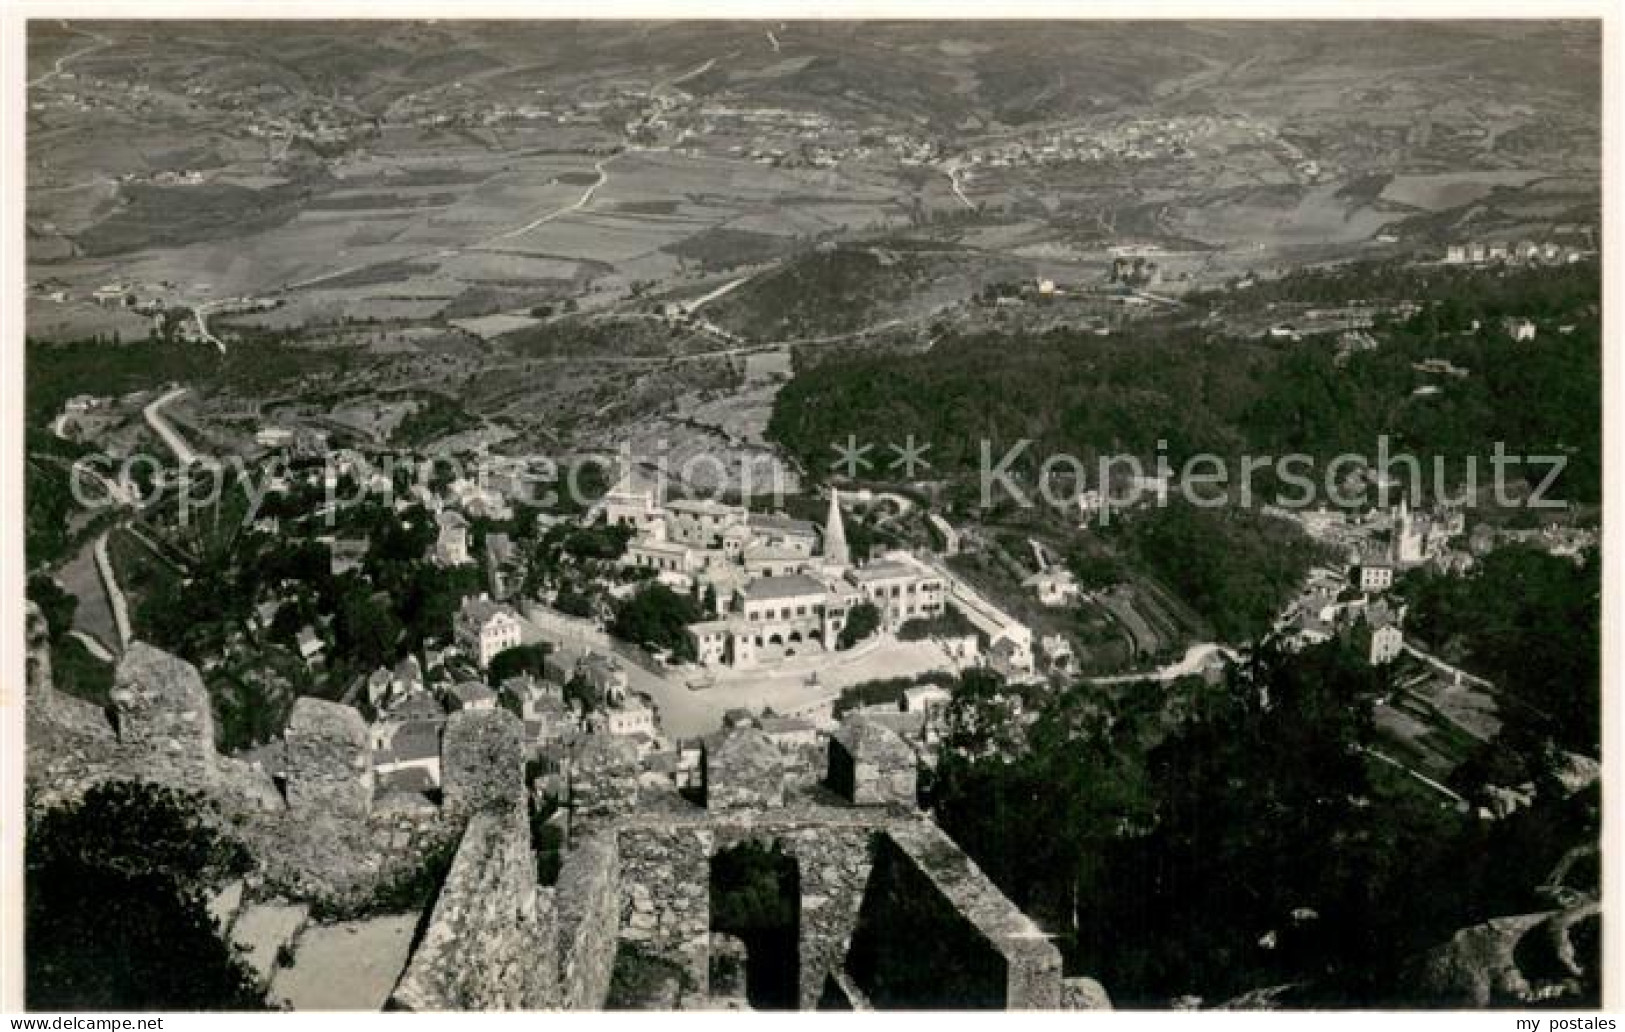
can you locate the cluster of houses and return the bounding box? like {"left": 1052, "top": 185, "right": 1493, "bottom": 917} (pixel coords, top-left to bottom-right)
{"left": 1274, "top": 499, "right": 1470, "bottom": 664}
{"left": 360, "top": 595, "right": 660, "bottom": 795}
{"left": 1443, "top": 239, "right": 1591, "bottom": 267}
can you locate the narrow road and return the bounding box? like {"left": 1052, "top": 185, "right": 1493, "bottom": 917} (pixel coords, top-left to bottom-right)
{"left": 653, "top": 57, "right": 718, "bottom": 96}
{"left": 69, "top": 630, "right": 115, "bottom": 663}
{"left": 679, "top": 272, "right": 760, "bottom": 315}
{"left": 1363, "top": 747, "right": 1469, "bottom": 807}
{"left": 1402, "top": 643, "right": 1494, "bottom": 690}
{"left": 193, "top": 301, "right": 227, "bottom": 354}
{"left": 143, "top": 386, "right": 202, "bottom": 467}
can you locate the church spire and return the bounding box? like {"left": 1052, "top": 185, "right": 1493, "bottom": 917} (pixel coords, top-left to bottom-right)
{"left": 824, "top": 487, "right": 851, "bottom": 567}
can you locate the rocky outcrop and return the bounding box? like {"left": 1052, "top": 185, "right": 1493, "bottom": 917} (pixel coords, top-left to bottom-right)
{"left": 284, "top": 698, "right": 374, "bottom": 818}
{"left": 1061, "top": 976, "right": 1114, "bottom": 1010}
{"left": 1409, "top": 903, "right": 1600, "bottom": 1007}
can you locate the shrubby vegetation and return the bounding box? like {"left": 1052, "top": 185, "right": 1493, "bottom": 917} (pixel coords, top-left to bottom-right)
{"left": 1102, "top": 502, "right": 1338, "bottom": 644}
{"left": 836, "top": 600, "right": 881, "bottom": 649}
{"left": 391, "top": 393, "right": 479, "bottom": 448}
{"left": 609, "top": 583, "right": 700, "bottom": 661}
{"left": 27, "top": 782, "right": 264, "bottom": 1010}
{"left": 488, "top": 643, "right": 553, "bottom": 687}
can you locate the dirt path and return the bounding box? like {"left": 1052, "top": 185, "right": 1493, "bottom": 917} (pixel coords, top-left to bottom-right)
{"left": 487, "top": 152, "right": 619, "bottom": 243}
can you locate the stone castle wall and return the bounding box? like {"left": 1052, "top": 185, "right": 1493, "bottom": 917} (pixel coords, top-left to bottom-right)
{"left": 390, "top": 809, "right": 555, "bottom": 1010}
{"left": 25, "top": 607, "right": 1102, "bottom": 1012}
{"left": 552, "top": 833, "right": 621, "bottom": 1009}
{"left": 284, "top": 697, "right": 373, "bottom": 818}
{"left": 24, "top": 615, "right": 448, "bottom": 911}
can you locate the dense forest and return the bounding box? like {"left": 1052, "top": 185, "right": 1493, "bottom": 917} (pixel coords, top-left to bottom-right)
{"left": 930, "top": 642, "right": 1600, "bottom": 1006}
{"left": 769, "top": 261, "right": 1601, "bottom": 506}
{"left": 1102, "top": 502, "right": 1338, "bottom": 644}
{"left": 1402, "top": 544, "right": 1601, "bottom": 756}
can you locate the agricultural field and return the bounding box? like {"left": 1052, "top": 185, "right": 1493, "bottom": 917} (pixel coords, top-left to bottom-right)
{"left": 24, "top": 19, "right": 1600, "bottom": 515}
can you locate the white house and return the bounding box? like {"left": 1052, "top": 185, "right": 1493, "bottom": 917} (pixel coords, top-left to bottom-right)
{"left": 1358, "top": 563, "right": 1394, "bottom": 593}
{"left": 1023, "top": 568, "right": 1081, "bottom": 607}
{"left": 1506, "top": 317, "right": 1537, "bottom": 342}
{"left": 454, "top": 598, "right": 523, "bottom": 670}
{"left": 604, "top": 697, "right": 657, "bottom": 738}
{"left": 435, "top": 509, "right": 472, "bottom": 566}
{"left": 1369, "top": 621, "right": 1404, "bottom": 665}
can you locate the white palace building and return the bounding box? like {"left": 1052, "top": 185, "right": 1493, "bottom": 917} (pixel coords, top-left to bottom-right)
{"left": 598, "top": 480, "right": 947, "bottom": 670}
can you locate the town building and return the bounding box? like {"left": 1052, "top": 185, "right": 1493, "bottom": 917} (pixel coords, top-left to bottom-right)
{"left": 1024, "top": 568, "right": 1081, "bottom": 607}
{"left": 1358, "top": 562, "right": 1394, "bottom": 593}
{"left": 434, "top": 509, "right": 472, "bottom": 566}
{"left": 603, "top": 697, "right": 657, "bottom": 738}
{"left": 454, "top": 598, "right": 523, "bottom": 670}
{"left": 449, "top": 682, "right": 499, "bottom": 712}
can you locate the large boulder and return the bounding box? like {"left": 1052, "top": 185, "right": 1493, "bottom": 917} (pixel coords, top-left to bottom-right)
{"left": 1405, "top": 906, "right": 1600, "bottom": 1007}
{"left": 1061, "top": 975, "right": 1114, "bottom": 1010}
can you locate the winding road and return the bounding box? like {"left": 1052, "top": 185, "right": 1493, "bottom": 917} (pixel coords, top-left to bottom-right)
{"left": 945, "top": 163, "right": 977, "bottom": 210}
{"left": 143, "top": 386, "right": 203, "bottom": 467}
{"left": 93, "top": 532, "right": 133, "bottom": 651}
{"left": 488, "top": 153, "right": 618, "bottom": 243}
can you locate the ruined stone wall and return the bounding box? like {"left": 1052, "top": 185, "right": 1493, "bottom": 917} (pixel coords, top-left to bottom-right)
{"left": 390, "top": 809, "right": 555, "bottom": 1010}
{"left": 706, "top": 729, "right": 785, "bottom": 810}
{"left": 26, "top": 625, "right": 283, "bottom": 817}
{"left": 26, "top": 623, "right": 1083, "bottom": 1012}
{"left": 867, "top": 822, "right": 1064, "bottom": 1009}
{"left": 617, "top": 824, "right": 714, "bottom": 993}
{"left": 284, "top": 698, "right": 373, "bottom": 818}
{"left": 109, "top": 643, "right": 218, "bottom": 781}
{"left": 612, "top": 812, "right": 885, "bottom": 1009}
{"left": 553, "top": 833, "right": 621, "bottom": 1009}
{"left": 23, "top": 630, "right": 456, "bottom": 916}
{"left": 718, "top": 821, "right": 878, "bottom": 1010}
{"left": 441, "top": 709, "right": 526, "bottom": 827}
